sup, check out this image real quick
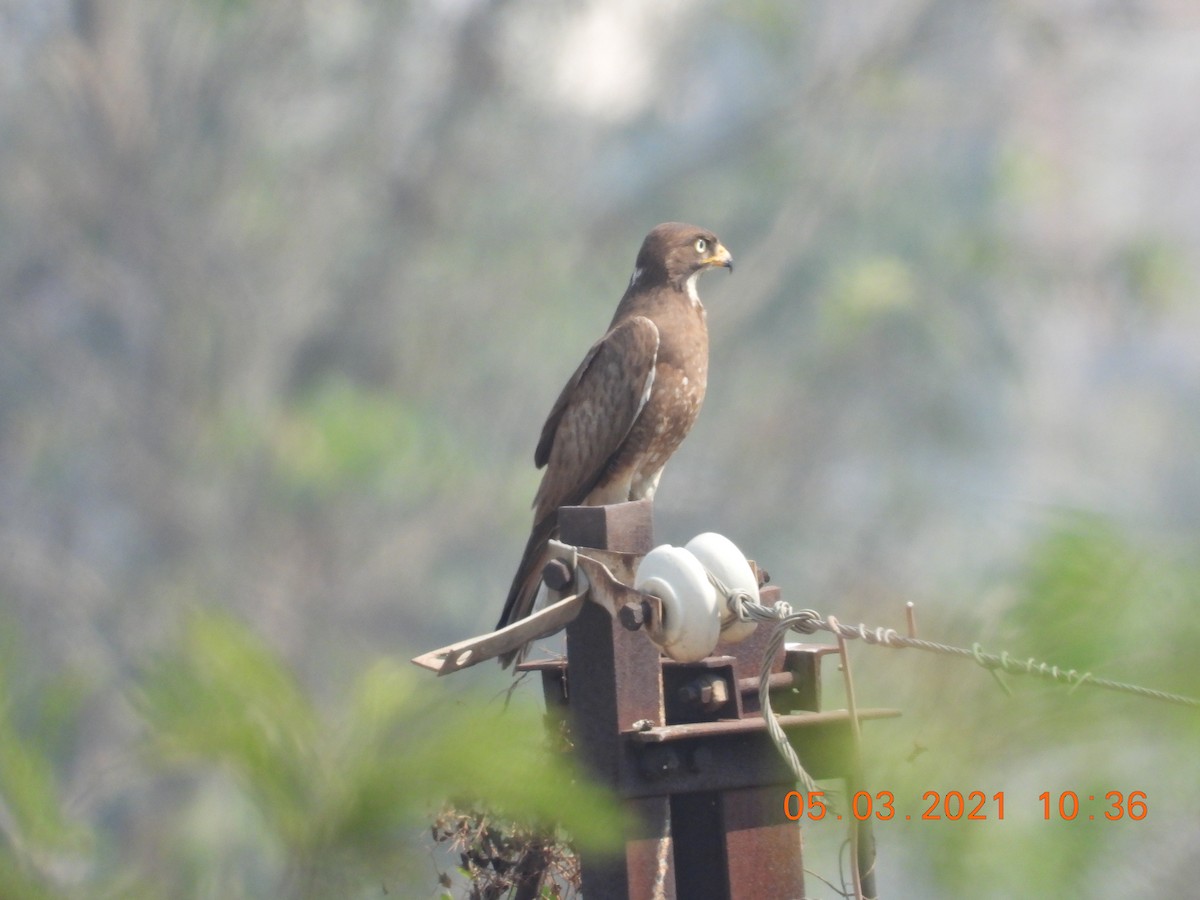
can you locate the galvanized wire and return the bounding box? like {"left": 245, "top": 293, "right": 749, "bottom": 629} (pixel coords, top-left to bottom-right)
{"left": 754, "top": 597, "right": 820, "bottom": 795}
{"left": 741, "top": 601, "right": 1200, "bottom": 709}
{"left": 717, "top": 590, "right": 1200, "bottom": 793}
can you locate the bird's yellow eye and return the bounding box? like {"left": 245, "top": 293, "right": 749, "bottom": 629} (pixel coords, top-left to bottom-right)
{"left": 695, "top": 238, "right": 708, "bottom": 254}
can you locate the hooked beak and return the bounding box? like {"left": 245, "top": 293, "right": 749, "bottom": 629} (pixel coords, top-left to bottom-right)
{"left": 704, "top": 242, "right": 733, "bottom": 273}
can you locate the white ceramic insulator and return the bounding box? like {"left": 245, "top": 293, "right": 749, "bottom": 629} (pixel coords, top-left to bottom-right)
{"left": 684, "top": 532, "right": 759, "bottom": 644}
{"left": 634, "top": 544, "right": 721, "bottom": 662}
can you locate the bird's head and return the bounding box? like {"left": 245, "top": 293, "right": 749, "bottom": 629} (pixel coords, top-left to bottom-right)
{"left": 633, "top": 222, "right": 733, "bottom": 297}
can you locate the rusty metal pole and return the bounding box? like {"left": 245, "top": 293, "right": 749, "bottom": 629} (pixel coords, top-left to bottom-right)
{"left": 560, "top": 500, "right": 675, "bottom": 900}
{"left": 532, "top": 500, "right": 893, "bottom": 899}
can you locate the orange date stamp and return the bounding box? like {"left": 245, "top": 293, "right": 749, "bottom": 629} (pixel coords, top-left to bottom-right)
{"left": 782, "top": 790, "right": 1148, "bottom": 822}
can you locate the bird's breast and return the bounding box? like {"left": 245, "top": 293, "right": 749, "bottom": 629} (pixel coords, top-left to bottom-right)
{"left": 626, "top": 357, "right": 706, "bottom": 480}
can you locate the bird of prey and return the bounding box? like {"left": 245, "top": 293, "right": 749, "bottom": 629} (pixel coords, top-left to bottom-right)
{"left": 497, "top": 222, "right": 733, "bottom": 666}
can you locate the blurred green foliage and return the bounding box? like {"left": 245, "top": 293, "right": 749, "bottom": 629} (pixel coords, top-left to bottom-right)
{"left": 133, "top": 610, "right": 620, "bottom": 897}
{"left": 0, "top": 643, "right": 90, "bottom": 899}
{"left": 820, "top": 255, "right": 918, "bottom": 343}
{"left": 1117, "top": 237, "right": 1193, "bottom": 312}
{"left": 263, "top": 377, "right": 470, "bottom": 503}
{"left": 1005, "top": 514, "right": 1140, "bottom": 672}
{"left": 0, "top": 611, "right": 619, "bottom": 898}
{"left": 1004, "top": 513, "right": 1200, "bottom": 700}
{"left": 854, "top": 513, "right": 1200, "bottom": 897}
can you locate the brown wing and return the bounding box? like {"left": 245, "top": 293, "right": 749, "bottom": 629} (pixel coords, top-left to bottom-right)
{"left": 494, "top": 316, "right": 659, "bottom": 658}
{"left": 532, "top": 315, "right": 659, "bottom": 521}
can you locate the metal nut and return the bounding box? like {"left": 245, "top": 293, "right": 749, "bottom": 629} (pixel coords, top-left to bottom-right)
{"left": 618, "top": 600, "right": 649, "bottom": 631}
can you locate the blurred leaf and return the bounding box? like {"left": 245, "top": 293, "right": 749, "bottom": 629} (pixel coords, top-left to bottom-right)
{"left": 0, "top": 855, "right": 63, "bottom": 900}
{"left": 1004, "top": 514, "right": 1139, "bottom": 671}
{"left": 995, "top": 141, "right": 1062, "bottom": 203}
{"left": 133, "top": 609, "right": 322, "bottom": 848}
{"left": 0, "top": 653, "right": 86, "bottom": 856}
{"left": 266, "top": 377, "right": 470, "bottom": 502}
{"left": 1118, "top": 236, "right": 1192, "bottom": 311}
{"left": 133, "top": 611, "right": 621, "bottom": 894}
{"left": 24, "top": 673, "right": 90, "bottom": 767}
{"left": 821, "top": 255, "right": 917, "bottom": 342}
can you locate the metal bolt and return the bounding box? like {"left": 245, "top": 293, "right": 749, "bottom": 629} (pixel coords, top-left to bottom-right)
{"left": 708, "top": 678, "right": 729, "bottom": 706}
{"left": 677, "top": 673, "right": 731, "bottom": 713}
{"left": 541, "top": 558, "right": 573, "bottom": 591}
{"left": 618, "top": 600, "right": 650, "bottom": 631}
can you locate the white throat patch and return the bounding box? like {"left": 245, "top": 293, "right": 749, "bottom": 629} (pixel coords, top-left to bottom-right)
{"left": 628, "top": 266, "right": 643, "bottom": 289}
{"left": 685, "top": 270, "right": 703, "bottom": 307}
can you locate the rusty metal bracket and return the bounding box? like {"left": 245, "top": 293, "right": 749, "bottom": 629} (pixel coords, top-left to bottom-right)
{"left": 416, "top": 499, "right": 900, "bottom": 899}
{"left": 410, "top": 542, "right": 662, "bottom": 675}
{"left": 410, "top": 590, "right": 585, "bottom": 674}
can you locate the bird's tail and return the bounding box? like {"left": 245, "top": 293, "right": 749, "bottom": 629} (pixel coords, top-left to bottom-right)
{"left": 496, "top": 512, "right": 558, "bottom": 668}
